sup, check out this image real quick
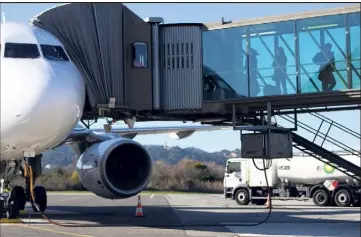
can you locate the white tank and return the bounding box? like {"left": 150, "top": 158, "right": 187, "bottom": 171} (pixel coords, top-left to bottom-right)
{"left": 275, "top": 153, "right": 360, "bottom": 185}
{"left": 248, "top": 159, "right": 279, "bottom": 187}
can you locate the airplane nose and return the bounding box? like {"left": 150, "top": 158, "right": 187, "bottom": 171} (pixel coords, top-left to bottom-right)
{"left": 39, "top": 61, "right": 86, "bottom": 136}
{"left": 1, "top": 58, "right": 86, "bottom": 157}
{"left": 1, "top": 59, "right": 85, "bottom": 145}
{"left": 45, "top": 62, "right": 85, "bottom": 116}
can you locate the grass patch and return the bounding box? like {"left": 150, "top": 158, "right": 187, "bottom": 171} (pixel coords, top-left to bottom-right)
{"left": 7, "top": 159, "right": 225, "bottom": 194}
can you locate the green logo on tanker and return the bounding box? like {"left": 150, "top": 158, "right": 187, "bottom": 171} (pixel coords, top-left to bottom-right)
{"left": 323, "top": 164, "right": 335, "bottom": 174}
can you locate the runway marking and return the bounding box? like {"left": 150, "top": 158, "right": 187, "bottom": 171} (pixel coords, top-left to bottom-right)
{"left": 150, "top": 194, "right": 155, "bottom": 199}
{"left": 0, "top": 218, "right": 22, "bottom": 224}
{"left": 21, "top": 218, "right": 52, "bottom": 225}
{"left": 14, "top": 224, "right": 96, "bottom": 237}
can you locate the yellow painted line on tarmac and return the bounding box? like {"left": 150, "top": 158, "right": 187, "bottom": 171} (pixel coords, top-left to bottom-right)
{"left": 0, "top": 218, "right": 22, "bottom": 224}
{"left": 13, "top": 224, "right": 96, "bottom": 237}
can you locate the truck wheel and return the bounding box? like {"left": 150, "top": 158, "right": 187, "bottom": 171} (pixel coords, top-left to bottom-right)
{"left": 313, "top": 189, "right": 330, "bottom": 206}
{"left": 334, "top": 189, "right": 351, "bottom": 207}
{"left": 235, "top": 189, "right": 250, "bottom": 205}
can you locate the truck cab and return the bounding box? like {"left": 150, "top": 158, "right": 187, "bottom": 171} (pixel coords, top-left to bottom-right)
{"left": 224, "top": 158, "right": 251, "bottom": 205}
{"left": 224, "top": 158, "right": 245, "bottom": 199}
{"left": 224, "top": 158, "right": 270, "bottom": 206}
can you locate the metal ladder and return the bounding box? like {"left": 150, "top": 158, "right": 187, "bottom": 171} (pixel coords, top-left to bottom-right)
{"left": 277, "top": 112, "right": 360, "bottom": 181}
{"left": 291, "top": 132, "right": 360, "bottom": 182}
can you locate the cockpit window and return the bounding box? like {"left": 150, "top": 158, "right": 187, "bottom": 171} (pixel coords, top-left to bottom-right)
{"left": 40, "top": 44, "right": 69, "bottom": 61}
{"left": 4, "top": 43, "right": 40, "bottom": 59}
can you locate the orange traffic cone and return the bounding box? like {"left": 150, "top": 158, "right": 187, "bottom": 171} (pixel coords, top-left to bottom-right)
{"left": 265, "top": 194, "right": 270, "bottom": 208}
{"left": 135, "top": 195, "right": 144, "bottom": 217}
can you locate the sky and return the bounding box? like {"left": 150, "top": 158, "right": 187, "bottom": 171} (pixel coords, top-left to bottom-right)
{"left": 1, "top": 2, "right": 360, "bottom": 152}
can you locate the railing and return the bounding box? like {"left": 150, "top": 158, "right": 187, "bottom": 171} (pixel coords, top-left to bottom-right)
{"left": 278, "top": 112, "right": 361, "bottom": 158}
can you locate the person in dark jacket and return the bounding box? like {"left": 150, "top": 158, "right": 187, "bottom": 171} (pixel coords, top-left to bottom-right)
{"left": 313, "top": 43, "right": 337, "bottom": 92}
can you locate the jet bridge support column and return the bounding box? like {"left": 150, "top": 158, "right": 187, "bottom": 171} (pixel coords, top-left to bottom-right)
{"left": 144, "top": 17, "right": 164, "bottom": 110}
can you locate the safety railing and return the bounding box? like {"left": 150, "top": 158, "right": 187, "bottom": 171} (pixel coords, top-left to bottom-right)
{"left": 278, "top": 113, "right": 361, "bottom": 158}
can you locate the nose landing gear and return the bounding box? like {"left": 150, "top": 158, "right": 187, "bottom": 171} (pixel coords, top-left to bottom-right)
{"left": 0, "top": 156, "right": 47, "bottom": 219}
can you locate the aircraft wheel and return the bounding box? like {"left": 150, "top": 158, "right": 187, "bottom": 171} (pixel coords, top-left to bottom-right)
{"left": 4, "top": 186, "right": 26, "bottom": 219}
{"left": 0, "top": 200, "right": 3, "bottom": 218}
{"left": 235, "top": 188, "right": 250, "bottom": 205}
{"left": 334, "top": 189, "right": 351, "bottom": 207}
{"left": 31, "top": 186, "right": 47, "bottom": 213}
{"left": 6, "top": 199, "right": 19, "bottom": 219}
{"left": 11, "top": 186, "right": 26, "bottom": 210}
{"left": 313, "top": 189, "right": 330, "bottom": 206}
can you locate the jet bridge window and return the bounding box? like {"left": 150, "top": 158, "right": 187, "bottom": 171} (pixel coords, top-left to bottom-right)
{"left": 40, "top": 44, "right": 69, "bottom": 61}
{"left": 4, "top": 43, "right": 40, "bottom": 59}
{"left": 132, "top": 42, "right": 148, "bottom": 68}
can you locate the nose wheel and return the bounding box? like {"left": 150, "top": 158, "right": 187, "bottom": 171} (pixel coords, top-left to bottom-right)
{"left": 0, "top": 157, "right": 48, "bottom": 219}
{"left": 31, "top": 186, "right": 47, "bottom": 213}
{"left": 23, "top": 159, "right": 47, "bottom": 214}
{"left": 0, "top": 184, "right": 26, "bottom": 219}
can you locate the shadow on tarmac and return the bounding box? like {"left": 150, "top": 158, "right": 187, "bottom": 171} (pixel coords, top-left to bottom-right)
{"left": 19, "top": 203, "right": 360, "bottom": 237}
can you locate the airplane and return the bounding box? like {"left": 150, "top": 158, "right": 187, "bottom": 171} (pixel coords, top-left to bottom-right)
{"left": 0, "top": 21, "right": 230, "bottom": 219}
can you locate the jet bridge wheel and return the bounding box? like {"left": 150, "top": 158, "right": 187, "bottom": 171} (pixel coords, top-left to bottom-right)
{"left": 31, "top": 186, "right": 47, "bottom": 213}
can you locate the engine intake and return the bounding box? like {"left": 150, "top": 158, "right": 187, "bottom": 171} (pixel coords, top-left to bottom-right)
{"left": 76, "top": 138, "right": 152, "bottom": 199}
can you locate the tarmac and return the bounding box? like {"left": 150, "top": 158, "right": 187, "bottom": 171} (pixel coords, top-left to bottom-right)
{"left": 0, "top": 192, "right": 360, "bottom": 237}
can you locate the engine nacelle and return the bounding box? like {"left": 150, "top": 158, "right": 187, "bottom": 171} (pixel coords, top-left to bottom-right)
{"left": 76, "top": 137, "right": 152, "bottom": 199}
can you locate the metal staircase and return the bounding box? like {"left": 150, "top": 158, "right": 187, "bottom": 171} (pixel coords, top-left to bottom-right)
{"left": 291, "top": 132, "right": 360, "bottom": 182}
{"left": 276, "top": 112, "right": 361, "bottom": 182}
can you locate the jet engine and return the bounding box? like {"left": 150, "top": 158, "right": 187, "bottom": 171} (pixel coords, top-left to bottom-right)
{"left": 76, "top": 137, "right": 152, "bottom": 199}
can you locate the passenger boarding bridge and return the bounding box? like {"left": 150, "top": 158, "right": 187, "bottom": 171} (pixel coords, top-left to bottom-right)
{"left": 201, "top": 7, "right": 360, "bottom": 114}
{"left": 30, "top": 3, "right": 361, "bottom": 122}
{"left": 29, "top": 3, "right": 360, "bottom": 180}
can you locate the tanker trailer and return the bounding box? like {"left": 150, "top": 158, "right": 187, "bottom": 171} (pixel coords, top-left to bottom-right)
{"left": 224, "top": 152, "right": 360, "bottom": 207}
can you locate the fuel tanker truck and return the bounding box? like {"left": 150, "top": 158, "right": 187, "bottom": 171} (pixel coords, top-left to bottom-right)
{"left": 223, "top": 152, "right": 360, "bottom": 207}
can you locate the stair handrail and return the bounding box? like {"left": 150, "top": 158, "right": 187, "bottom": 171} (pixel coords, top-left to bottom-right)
{"left": 300, "top": 109, "right": 361, "bottom": 139}
{"left": 279, "top": 114, "right": 361, "bottom": 158}
{"left": 291, "top": 133, "right": 361, "bottom": 180}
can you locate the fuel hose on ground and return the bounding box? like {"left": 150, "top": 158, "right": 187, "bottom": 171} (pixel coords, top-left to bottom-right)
{"left": 18, "top": 160, "right": 273, "bottom": 228}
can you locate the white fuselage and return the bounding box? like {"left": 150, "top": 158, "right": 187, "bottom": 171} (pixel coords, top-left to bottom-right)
{"left": 0, "top": 22, "right": 86, "bottom": 161}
